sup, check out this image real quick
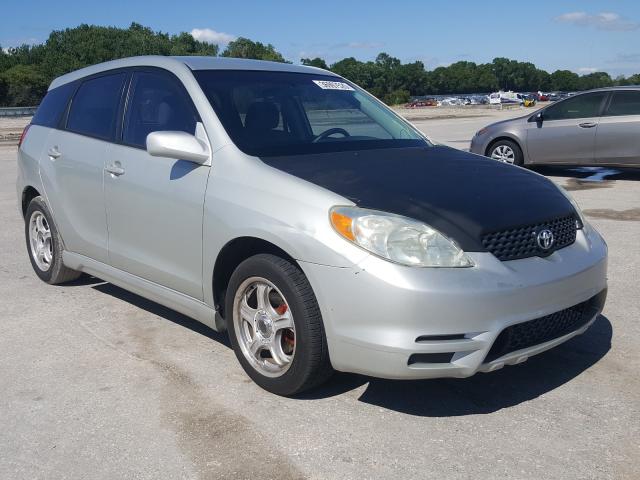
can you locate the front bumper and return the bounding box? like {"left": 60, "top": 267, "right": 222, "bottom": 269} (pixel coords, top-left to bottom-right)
{"left": 299, "top": 224, "right": 608, "bottom": 379}
{"left": 469, "top": 134, "right": 487, "bottom": 156}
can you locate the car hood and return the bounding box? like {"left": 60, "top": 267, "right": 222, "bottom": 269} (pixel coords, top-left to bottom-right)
{"left": 484, "top": 113, "right": 530, "bottom": 131}
{"left": 260, "top": 145, "right": 576, "bottom": 251}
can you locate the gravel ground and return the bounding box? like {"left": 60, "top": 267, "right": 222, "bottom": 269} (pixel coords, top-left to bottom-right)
{"left": 0, "top": 111, "right": 639, "bottom": 479}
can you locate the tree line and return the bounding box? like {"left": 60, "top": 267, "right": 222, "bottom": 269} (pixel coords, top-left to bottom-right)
{"left": 1, "top": 23, "right": 639, "bottom": 107}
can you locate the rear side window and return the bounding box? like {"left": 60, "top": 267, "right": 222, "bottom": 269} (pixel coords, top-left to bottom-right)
{"left": 31, "top": 82, "right": 75, "bottom": 128}
{"left": 543, "top": 92, "right": 607, "bottom": 121}
{"left": 67, "top": 73, "right": 127, "bottom": 140}
{"left": 605, "top": 91, "right": 640, "bottom": 116}
{"left": 123, "top": 71, "right": 198, "bottom": 148}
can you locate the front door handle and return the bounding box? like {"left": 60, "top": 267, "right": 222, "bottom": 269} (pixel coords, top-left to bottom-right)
{"left": 47, "top": 146, "right": 61, "bottom": 159}
{"left": 105, "top": 163, "right": 125, "bottom": 177}
{"left": 578, "top": 122, "right": 597, "bottom": 128}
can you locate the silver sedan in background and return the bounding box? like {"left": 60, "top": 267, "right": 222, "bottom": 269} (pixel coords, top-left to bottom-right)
{"left": 470, "top": 87, "right": 640, "bottom": 167}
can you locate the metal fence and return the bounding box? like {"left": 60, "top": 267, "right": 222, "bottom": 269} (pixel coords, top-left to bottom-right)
{"left": 0, "top": 106, "right": 38, "bottom": 117}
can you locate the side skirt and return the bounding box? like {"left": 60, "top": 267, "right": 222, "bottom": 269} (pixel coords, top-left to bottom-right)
{"left": 62, "top": 251, "right": 224, "bottom": 332}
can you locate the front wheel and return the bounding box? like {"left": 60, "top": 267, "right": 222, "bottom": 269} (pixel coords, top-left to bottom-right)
{"left": 488, "top": 139, "right": 524, "bottom": 166}
{"left": 225, "top": 254, "right": 332, "bottom": 396}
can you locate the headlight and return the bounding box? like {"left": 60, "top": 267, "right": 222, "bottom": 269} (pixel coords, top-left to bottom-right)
{"left": 475, "top": 127, "right": 489, "bottom": 137}
{"left": 558, "top": 186, "right": 586, "bottom": 229}
{"left": 330, "top": 206, "right": 474, "bottom": 267}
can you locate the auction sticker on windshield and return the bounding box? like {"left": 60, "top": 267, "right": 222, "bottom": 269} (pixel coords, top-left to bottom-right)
{"left": 312, "top": 80, "right": 355, "bottom": 91}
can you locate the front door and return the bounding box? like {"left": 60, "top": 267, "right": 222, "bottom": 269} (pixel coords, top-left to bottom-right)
{"left": 527, "top": 92, "right": 608, "bottom": 164}
{"left": 104, "top": 70, "right": 210, "bottom": 299}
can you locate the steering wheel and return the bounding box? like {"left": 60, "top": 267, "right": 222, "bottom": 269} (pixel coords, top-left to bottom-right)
{"left": 312, "top": 128, "right": 351, "bottom": 143}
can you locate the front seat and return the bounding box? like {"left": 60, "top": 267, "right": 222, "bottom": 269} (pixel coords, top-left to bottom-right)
{"left": 244, "top": 101, "right": 288, "bottom": 144}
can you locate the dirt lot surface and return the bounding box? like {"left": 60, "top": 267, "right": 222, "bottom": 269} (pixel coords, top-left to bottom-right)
{"left": 1, "top": 110, "right": 639, "bottom": 479}
{"left": 0, "top": 116, "right": 30, "bottom": 144}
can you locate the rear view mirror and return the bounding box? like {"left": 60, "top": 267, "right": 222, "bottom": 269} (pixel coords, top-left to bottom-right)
{"left": 146, "top": 131, "right": 210, "bottom": 164}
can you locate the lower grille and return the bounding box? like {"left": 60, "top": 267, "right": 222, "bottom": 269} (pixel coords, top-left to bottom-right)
{"left": 484, "top": 290, "right": 606, "bottom": 363}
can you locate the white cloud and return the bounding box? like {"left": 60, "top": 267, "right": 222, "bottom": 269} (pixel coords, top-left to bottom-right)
{"left": 333, "top": 41, "right": 383, "bottom": 49}
{"left": 555, "top": 11, "right": 639, "bottom": 31}
{"left": 190, "top": 28, "right": 236, "bottom": 45}
{"left": 346, "top": 41, "right": 383, "bottom": 49}
{"left": 578, "top": 67, "right": 598, "bottom": 73}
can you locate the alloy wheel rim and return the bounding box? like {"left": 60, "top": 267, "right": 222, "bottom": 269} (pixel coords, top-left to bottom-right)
{"left": 233, "top": 277, "right": 296, "bottom": 378}
{"left": 491, "top": 145, "right": 515, "bottom": 164}
{"left": 29, "top": 211, "right": 53, "bottom": 272}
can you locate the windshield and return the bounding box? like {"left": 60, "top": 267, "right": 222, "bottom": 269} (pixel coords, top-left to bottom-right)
{"left": 194, "top": 70, "right": 429, "bottom": 157}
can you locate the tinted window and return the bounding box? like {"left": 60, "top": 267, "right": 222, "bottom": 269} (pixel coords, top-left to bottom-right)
{"left": 31, "top": 82, "right": 76, "bottom": 128}
{"left": 543, "top": 92, "right": 607, "bottom": 121}
{"left": 123, "top": 71, "right": 198, "bottom": 148}
{"left": 605, "top": 91, "right": 640, "bottom": 116}
{"left": 194, "top": 70, "right": 426, "bottom": 157}
{"left": 67, "top": 73, "right": 126, "bottom": 140}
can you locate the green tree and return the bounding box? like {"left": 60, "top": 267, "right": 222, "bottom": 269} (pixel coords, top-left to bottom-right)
{"left": 382, "top": 89, "right": 411, "bottom": 105}
{"left": 579, "top": 72, "right": 613, "bottom": 90}
{"left": 622, "top": 73, "right": 640, "bottom": 85}
{"left": 222, "top": 37, "right": 288, "bottom": 62}
{"left": 39, "top": 23, "right": 218, "bottom": 79}
{"left": 301, "top": 57, "right": 328, "bottom": 69}
{"left": 550, "top": 69, "right": 581, "bottom": 91}
{"left": 0, "top": 64, "right": 48, "bottom": 106}
{"left": 0, "top": 76, "right": 8, "bottom": 106}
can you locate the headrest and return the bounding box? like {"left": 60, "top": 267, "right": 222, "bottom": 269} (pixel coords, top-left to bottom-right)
{"left": 245, "top": 101, "right": 279, "bottom": 131}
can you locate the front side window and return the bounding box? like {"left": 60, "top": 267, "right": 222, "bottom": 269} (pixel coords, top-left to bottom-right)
{"left": 67, "top": 73, "right": 127, "bottom": 140}
{"left": 604, "top": 90, "right": 640, "bottom": 117}
{"left": 123, "top": 71, "right": 198, "bottom": 148}
{"left": 194, "top": 70, "right": 427, "bottom": 156}
{"left": 543, "top": 92, "right": 607, "bottom": 121}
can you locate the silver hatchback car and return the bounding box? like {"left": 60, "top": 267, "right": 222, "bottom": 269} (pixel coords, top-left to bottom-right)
{"left": 471, "top": 87, "right": 640, "bottom": 166}
{"left": 17, "top": 56, "right": 608, "bottom": 395}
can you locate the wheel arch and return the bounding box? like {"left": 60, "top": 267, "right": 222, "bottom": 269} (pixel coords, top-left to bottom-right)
{"left": 212, "top": 236, "right": 298, "bottom": 321}
{"left": 485, "top": 135, "right": 523, "bottom": 157}
{"left": 21, "top": 185, "right": 41, "bottom": 218}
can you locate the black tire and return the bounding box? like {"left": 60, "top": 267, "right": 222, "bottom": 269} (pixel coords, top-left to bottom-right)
{"left": 225, "top": 254, "right": 333, "bottom": 396}
{"left": 487, "top": 139, "right": 524, "bottom": 166}
{"left": 25, "top": 196, "right": 81, "bottom": 284}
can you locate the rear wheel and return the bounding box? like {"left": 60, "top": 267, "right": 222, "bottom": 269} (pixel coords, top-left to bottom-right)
{"left": 488, "top": 139, "right": 524, "bottom": 166}
{"left": 225, "top": 254, "right": 332, "bottom": 396}
{"left": 25, "top": 196, "right": 81, "bottom": 284}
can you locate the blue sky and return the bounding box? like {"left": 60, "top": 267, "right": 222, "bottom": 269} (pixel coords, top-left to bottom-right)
{"left": 2, "top": 0, "right": 640, "bottom": 76}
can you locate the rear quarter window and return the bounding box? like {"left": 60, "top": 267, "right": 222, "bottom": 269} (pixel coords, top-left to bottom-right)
{"left": 66, "top": 73, "right": 127, "bottom": 140}
{"left": 31, "top": 82, "right": 76, "bottom": 128}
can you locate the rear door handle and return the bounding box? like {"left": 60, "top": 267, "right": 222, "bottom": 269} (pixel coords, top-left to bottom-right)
{"left": 105, "top": 163, "right": 125, "bottom": 177}
{"left": 47, "top": 146, "right": 61, "bottom": 159}
{"left": 578, "top": 122, "right": 597, "bottom": 128}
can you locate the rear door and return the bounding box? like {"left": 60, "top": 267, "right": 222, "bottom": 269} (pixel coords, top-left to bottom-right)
{"left": 595, "top": 90, "right": 640, "bottom": 166}
{"left": 39, "top": 72, "right": 127, "bottom": 262}
{"left": 104, "top": 69, "right": 210, "bottom": 299}
{"left": 526, "top": 92, "right": 608, "bottom": 164}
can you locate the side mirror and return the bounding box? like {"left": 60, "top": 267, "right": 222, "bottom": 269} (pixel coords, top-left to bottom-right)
{"left": 529, "top": 112, "right": 543, "bottom": 125}
{"left": 146, "top": 130, "right": 210, "bottom": 165}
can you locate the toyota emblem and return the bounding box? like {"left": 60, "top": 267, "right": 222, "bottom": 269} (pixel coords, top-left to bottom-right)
{"left": 536, "top": 229, "right": 555, "bottom": 250}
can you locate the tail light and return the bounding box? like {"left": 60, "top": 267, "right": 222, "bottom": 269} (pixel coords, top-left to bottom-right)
{"left": 18, "top": 124, "right": 31, "bottom": 148}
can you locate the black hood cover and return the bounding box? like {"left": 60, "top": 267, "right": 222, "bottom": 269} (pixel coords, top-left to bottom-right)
{"left": 261, "top": 146, "right": 576, "bottom": 251}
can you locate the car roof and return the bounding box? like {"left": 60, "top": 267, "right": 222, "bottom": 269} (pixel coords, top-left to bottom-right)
{"left": 580, "top": 85, "right": 640, "bottom": 93}
{"left": 49, "top": 55, "right": 338, "bottom": 90}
